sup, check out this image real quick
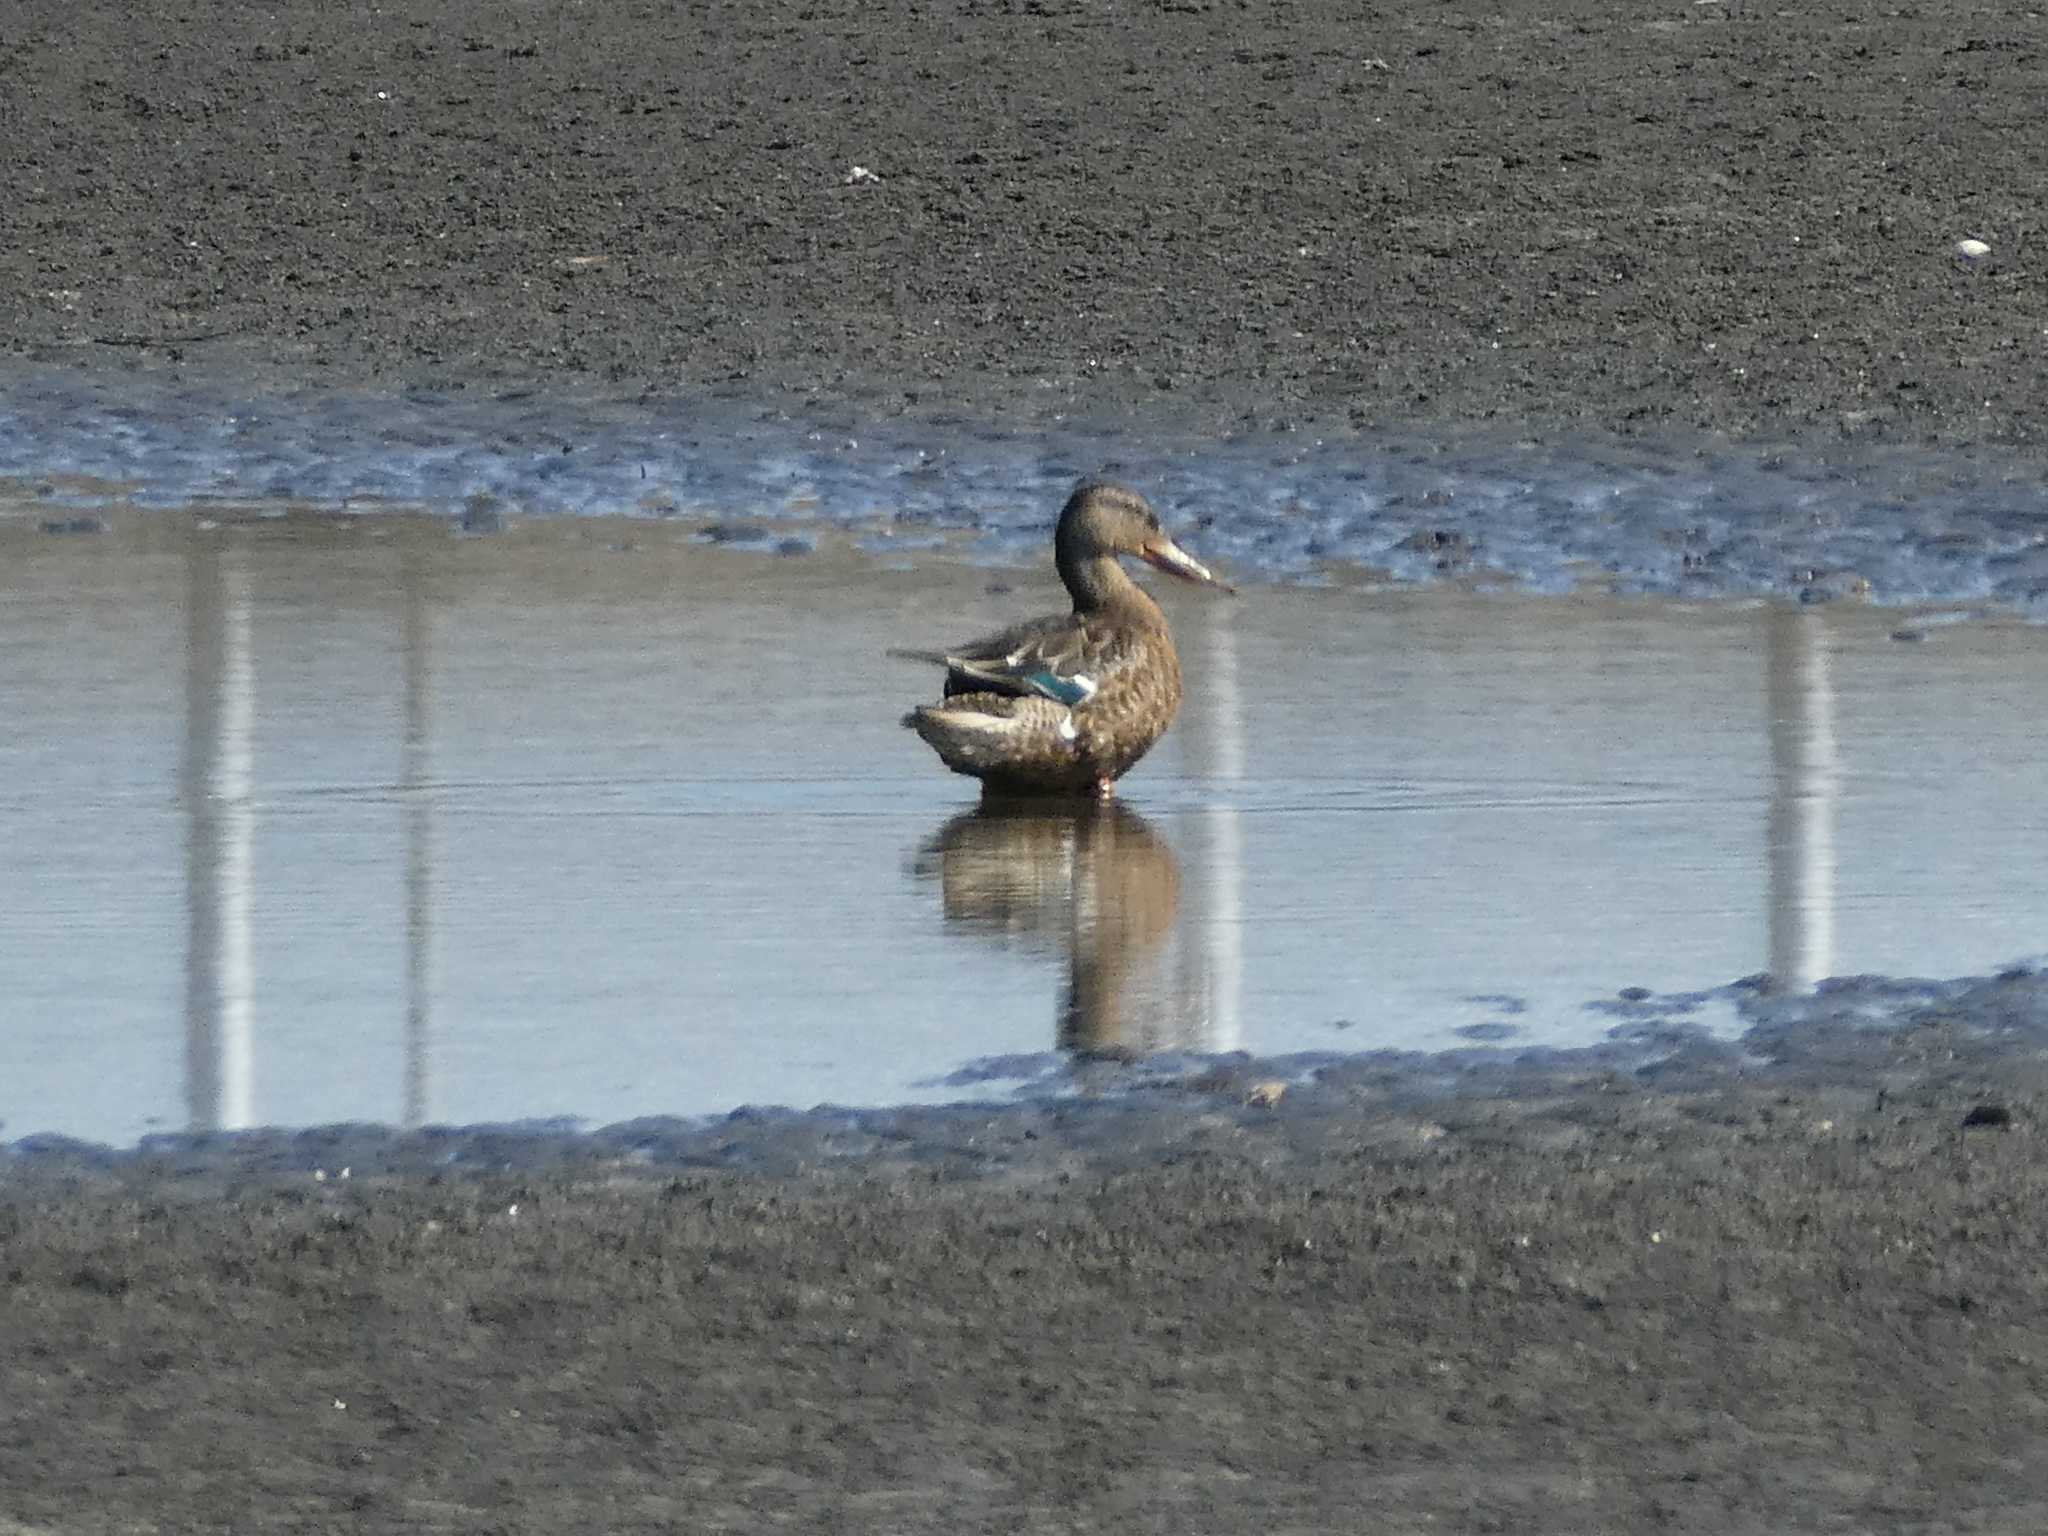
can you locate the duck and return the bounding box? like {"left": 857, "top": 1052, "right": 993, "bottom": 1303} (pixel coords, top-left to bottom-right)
{"left": 895, "top": 479, "right": 1232, "bottom": 797}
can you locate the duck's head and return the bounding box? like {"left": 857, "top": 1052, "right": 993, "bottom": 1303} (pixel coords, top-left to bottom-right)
{"left": 1055, "top": 481, "right": 1234, "bottom": 595}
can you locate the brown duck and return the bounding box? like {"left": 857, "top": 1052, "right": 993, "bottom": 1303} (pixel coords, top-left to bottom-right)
{"left": 896, "top": 480, "right": 1232, "bottom": 797}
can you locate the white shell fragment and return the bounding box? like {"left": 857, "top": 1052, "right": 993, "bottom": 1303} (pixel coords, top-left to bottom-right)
{"left": 1954, "top": 238, "right": 1992, "bottom": 262}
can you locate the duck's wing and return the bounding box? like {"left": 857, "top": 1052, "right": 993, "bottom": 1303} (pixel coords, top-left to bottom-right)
{"left": 896, "top": 614, "right": 1140, "bottom": 708}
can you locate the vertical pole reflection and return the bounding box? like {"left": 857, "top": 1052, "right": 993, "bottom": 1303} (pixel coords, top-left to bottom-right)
{"left": 1177, "top": 606, "right": 1245, "bottom": 1050}
{"left": 182, "top": 532, "right": 256, "bottom": 1132}
{"left": 400, "top": 541, "right": 437, "bottom": 1128}
{"left": 1765, "top": 606, "right": 1840, "bottom": 989}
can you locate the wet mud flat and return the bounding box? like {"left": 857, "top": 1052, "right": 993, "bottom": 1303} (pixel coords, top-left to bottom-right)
{"left": 4, "top": 0, "right": 2046, "bottom": 449}
{"left": 9, "top": 993, "right": 2048, "bottom": 1534}
{"left": 9, "top": 0, "right": 2048, "bottom": 1524}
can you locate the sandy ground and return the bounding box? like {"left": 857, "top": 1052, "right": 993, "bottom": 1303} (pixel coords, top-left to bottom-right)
{"left": 6, "top": 1, "right": 2048, "bottom": 1530}
{"left": 7, "top": 1058, "right": 2048, "bottom": 1534}
{"left": 3, "top": 0, "right": 2045, "bottom": 448}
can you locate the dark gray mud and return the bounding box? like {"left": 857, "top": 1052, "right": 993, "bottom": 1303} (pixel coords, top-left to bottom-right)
{"left": 4, "top": 0, "right": 2045, "bottom": 450}
{"left": 7, "top": 1075, "right": 2048, "bottom": 1533}
{"left": 10, "top": 971, "right": 2048, "bottom": 1530}
{"left": 7, "top": 0, "right": 2048, "bottom": 1528}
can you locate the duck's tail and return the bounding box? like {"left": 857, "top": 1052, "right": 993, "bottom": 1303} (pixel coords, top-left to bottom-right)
{"left": 902, "top": 695, "right": 1072, "bottom": 771}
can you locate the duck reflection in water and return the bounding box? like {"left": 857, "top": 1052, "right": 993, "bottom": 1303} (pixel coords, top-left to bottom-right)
{"left": 914, "top": 798, "right": 1182, "bottom": 1057}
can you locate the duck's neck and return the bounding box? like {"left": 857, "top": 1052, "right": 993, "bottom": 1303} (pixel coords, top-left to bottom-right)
{"left": 1058, "top": 548, "right": 1166, "bottom": 626}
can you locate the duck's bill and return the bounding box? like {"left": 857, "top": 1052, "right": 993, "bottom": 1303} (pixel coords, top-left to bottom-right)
{"left": 1140, "top": 536, "right": 1236, "bottom": 593}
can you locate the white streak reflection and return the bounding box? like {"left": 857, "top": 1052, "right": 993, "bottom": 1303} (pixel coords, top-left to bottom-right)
{"left": 1176, "top": 606, "right": 1246, "bottom": 1050}
{"left": 401, "top": 546, "right": 437, "bottom": 1128}
{"left": 1766, "top": 607, "right": 1840, "bottom": 990}
{"left": 182, "top": 535, "right": 256, "bottom": 1131}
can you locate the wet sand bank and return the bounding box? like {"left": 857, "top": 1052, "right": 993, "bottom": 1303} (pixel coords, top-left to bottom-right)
{"left": 13, "top": 960, "right": 2048, "bottom": 1529}
{"left": 4, "top": 0, "right": 2045, "bottom": 448}
{"left": 8, "top": 1049, "right": 2048, "bottom": 1533}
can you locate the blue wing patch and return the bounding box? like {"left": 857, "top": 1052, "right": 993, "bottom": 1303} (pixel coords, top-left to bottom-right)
{"left": 1023, "top": 669, "right": 1099, "bottom": 707}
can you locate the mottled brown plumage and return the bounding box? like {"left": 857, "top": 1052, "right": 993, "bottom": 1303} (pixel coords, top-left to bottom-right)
{"left": 896, "top": 480, "right": 1232, "bottom": 797}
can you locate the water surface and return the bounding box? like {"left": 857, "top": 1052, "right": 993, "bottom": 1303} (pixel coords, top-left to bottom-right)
{"left": 6, "top": 507, "right": 2047, "bottom": 1145}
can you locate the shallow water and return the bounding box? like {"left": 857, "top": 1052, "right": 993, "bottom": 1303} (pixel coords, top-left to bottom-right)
{"left": 7, "top": 505, "right": 2048, "bottom": 1146}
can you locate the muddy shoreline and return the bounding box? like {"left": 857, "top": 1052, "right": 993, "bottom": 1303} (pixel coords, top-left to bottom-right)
{"left": 7, "top": 0, "right": 2048, "bottom": 1528}
{"left": 8, "top": 1061, "right": 2048, "bottom": 1532}
{"left": 5, "top": 0, "right": 2045, "bottom": 449}
{"left": 10, "top": 993, "right": 2048, "bottom": 1530}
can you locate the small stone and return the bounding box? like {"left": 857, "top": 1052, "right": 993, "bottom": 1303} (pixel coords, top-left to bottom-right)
{"left": 1395, "top": 528, "right": 1474, "bottom": 568}
{"left": 697, "top": 522, "right": 765, "bottom": 545}
{"left": 1954, "top": 237, "right": 1991, "bottom": 263}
